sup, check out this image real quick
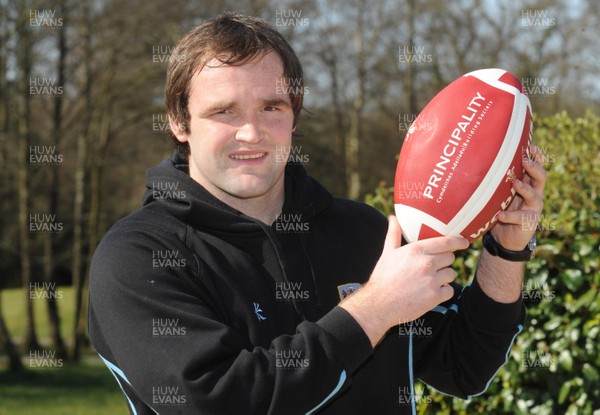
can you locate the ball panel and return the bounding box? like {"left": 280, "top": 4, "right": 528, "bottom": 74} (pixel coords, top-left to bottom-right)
{"left": 394, "top": 203, "right": 447, "bottom": 243}
{"left": 442, "top": 92, "right": 531, "bottom": 240}
{"left": 395, "top": 74, "right": 516, "bottom": 222}
{"left": 394, "top": 68, "right": 533, "bottom": 243}
{"left": 461, "top": 104, "right": 533, "bottom": 240}
{"left": 418, "top": 224, "right": 445, "bottom": 241}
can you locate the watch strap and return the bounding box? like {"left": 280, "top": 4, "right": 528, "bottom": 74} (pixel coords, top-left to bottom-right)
{"left": 483, "top": 231, "right": 535, "bottom": 262}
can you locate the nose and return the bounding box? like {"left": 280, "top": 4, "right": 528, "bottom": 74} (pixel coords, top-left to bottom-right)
{"left": 235, "top": 113, "right": 263, "bottom": 144}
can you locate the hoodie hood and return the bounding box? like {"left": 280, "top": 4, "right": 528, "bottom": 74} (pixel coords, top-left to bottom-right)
{"left": 142, "top": 152, "right": 333, "bottom": 233}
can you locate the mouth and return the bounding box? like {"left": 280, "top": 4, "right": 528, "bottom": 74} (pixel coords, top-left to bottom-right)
{"left": 229, "top": 152, "right": 267, "bottom": 160}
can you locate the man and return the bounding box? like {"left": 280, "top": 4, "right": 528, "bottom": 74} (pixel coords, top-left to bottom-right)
{"left": 89, "top": 12, "right": 546, "bottom": 414}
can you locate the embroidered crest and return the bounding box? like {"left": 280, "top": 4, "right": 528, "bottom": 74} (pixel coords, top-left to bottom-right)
{"left": 337, "top": 283, "right": 362, "bottom": 301}
{"left": 505, "top": 166, "right": 517, "bottom": 182}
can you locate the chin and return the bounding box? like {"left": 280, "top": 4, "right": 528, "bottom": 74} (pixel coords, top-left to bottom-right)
{"left": 224, "top": 181, "right": 273, "bottom": 199}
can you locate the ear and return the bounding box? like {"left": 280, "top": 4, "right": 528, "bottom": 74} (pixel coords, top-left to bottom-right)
{"left": 168, "top": 114, "right": 189, "bottom": 143}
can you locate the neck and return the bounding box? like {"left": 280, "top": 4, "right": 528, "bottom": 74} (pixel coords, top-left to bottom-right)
{"left": 189, "top": 171, "right": 285, "bottom": 226}
{"left": 221, "top": 186, "right": 284, "bottom": 225}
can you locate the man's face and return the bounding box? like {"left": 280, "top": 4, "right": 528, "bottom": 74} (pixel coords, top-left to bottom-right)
{"left": 171, "top": 51, "right": 294, "bottom": 203}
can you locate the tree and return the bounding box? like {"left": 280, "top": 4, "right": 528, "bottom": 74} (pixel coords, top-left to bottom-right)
{"left": 42, "top": 0, "right": 68, "bottom": 361}
{"left": 15, "top": 0, "right": 40, "bottom": 352}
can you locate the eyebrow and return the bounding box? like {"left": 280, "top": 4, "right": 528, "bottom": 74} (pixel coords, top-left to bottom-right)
{"left": 201, "top": 97, "right": 291, "bottom": 115}
{"left": 262, "top": 97, "right": 291, "bottom": 108}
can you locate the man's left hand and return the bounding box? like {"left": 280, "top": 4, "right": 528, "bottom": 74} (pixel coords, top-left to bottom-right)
{"left": 491, "top": 145, "right": 547, "bottom": 251}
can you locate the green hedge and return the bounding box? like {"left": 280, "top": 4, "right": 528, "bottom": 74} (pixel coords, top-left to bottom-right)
{"left": 365, "top": 111, "right": 600, "bottom": 414}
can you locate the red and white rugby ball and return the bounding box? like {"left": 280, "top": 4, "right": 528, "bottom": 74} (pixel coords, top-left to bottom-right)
{"left": 394, "top": 68, "right": 533, "bottom": 243}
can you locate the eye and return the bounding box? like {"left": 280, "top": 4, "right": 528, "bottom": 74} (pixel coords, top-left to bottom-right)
{"left": 215, "top": 108, "right": 230, "bottom": 114}
{"left": 263, "top": 106, "right": 278, "bottom": 112}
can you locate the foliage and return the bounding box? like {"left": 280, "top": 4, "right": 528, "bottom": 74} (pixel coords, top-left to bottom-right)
{"left": 365, "top": 111, "right": 600, "bottom": 414}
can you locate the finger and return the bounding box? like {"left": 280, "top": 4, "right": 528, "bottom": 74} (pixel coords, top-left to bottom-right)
{"left": 383, "top": 216, "right": 403, "bottom": 252}
{"left": 430, "top": 251, "right": 456, "bottom": 271}
{"left": 436, "top": 267, "right": 456, "bottom": 285}
{"left": 510, "top": 178, "right": 543, "bottom": 213}
{"left": 530, "top": 145, "right": 546, "bottom": 165}
{"left": 523, "top": 158, "right": 547, "bottom": 193}
{"left": 417, "top": 235, "right": 469, "bottom": 255}
{"left": 439, "top": 283, "right": 455, "bottom": 302}
{"left": 497, "top": 209, "right": 540, "bottom": 228}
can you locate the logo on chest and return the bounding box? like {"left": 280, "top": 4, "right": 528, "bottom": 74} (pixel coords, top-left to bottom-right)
{"left": 337, "top": 283, "right": 362, "bottom": 301}
{"left": 253, "top": 302, "right": 267, "bottom": 321}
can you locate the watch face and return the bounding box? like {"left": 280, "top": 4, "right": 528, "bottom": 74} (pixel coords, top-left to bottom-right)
{"left": 528, "top": 234, "right": 537, "bottom": 251}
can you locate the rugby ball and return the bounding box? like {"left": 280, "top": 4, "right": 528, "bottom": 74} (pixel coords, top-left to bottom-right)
{"left": 394, "top": 68, "right": 533, "bottom": 243}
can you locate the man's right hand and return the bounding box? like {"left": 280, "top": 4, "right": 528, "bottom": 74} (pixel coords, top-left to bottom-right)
{"left": 340, "top": 216, "right": 469, "bottom": 348}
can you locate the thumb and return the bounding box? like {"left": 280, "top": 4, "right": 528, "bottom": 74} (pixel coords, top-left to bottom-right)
{"left": 383, "top": 216, "right": 403, "bottom": 252}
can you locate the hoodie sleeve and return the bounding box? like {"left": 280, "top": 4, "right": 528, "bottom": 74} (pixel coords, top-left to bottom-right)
{"left": 89, "top": 226, "right": 373, "bottom": 415}
{"left": 411, "top": 276, "right": 525, "bottom": 398}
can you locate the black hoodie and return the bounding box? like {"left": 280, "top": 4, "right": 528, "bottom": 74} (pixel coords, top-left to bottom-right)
{"left": 89, "top": 155, "right": 524, "bottom": 414}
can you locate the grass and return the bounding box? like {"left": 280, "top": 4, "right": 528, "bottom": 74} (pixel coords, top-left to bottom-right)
{"left": 0, "top": 286, "right": 129, "bottom": 415}
{"left": 2, "top": 286, "right": 75, "bottom": 344}
{"left": 0, "top": 360, "right": 129, "bottom": 415}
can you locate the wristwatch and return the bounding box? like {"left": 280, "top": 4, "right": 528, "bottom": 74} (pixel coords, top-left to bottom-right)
{"left": 483, "top": 231, "right": 536, "bottom": 262}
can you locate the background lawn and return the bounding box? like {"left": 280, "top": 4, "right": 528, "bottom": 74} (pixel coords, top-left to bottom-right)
{"left": 0, "top": 360, "right": 129, "bottom": 415}
{"left": 0, "top": 287, "right": 129, "bottom": 414}
{"left": 2, "top": 286, "right": 75, "bottom": 344}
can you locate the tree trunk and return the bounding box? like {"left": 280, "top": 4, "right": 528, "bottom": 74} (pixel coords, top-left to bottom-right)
{"left": 43, "top": 0, "right": 67, "bottom": 360}
{"left": 318, "top": 31, "right": 348, "bottom": 196}
{"left": 16, "top": 3, "right": 40, "bottom": 352}
{"left": 346, "top": 1, "right": 367, "bottom": 200}
{"left": 72, "top": 0, "right": 92, "bottom": 362}
{"left": 406, "top": 0, "right": 418, "bottom": 117}
{"left": 0, "top": 291, "right": 23, "bottom": 373}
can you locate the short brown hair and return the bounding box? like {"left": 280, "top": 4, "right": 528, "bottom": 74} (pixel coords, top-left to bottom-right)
{"left": 165, "top": 12, "right": 304, "bottom": 160}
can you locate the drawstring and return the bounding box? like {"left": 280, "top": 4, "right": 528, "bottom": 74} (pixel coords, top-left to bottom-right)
{"left": 260, "top": 217, "right": 308, "bottom": 322}
{"left": 299, "top": 232, "right": 324, "bottom": 312}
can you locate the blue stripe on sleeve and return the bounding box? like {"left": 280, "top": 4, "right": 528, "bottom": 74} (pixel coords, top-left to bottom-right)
{"left": 305, "top": 370, "right": 347, "bottom": 415}
{"left": 408, "top": 321, "right": 417, "bottom": 415}
{"left": 467, "top": 323, "right": 524, "bottom": 399}
{"left": 98, "top": 353, "right": 138, "bottom": 415}
{"left": 432, "top": 303, "right": 459, "bottom": 315}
